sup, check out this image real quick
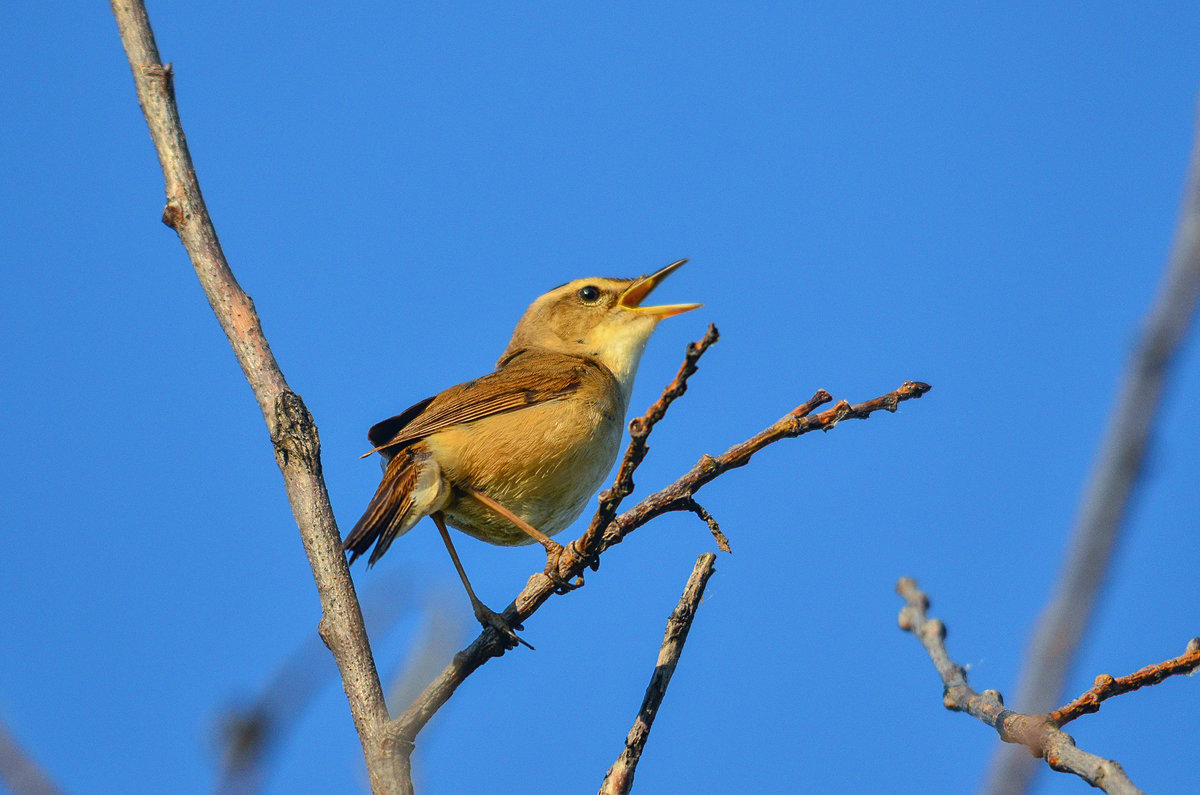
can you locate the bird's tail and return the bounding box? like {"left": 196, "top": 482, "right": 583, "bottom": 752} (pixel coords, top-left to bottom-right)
{"left": 343, "top": 445, "right": 436, "bottom": 566}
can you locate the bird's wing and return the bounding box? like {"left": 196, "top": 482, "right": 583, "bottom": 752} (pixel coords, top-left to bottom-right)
{"left": 363, "top": 350, "right": 613, "bottom": 456}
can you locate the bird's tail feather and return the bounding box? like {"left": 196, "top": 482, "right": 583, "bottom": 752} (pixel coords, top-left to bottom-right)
{"left": 343, "top": 447, "right": 423, "bottom": 566}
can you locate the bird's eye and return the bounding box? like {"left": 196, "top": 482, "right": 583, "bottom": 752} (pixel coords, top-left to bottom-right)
{"left": 577, "top": 285, "right": 601, "bottom": 304}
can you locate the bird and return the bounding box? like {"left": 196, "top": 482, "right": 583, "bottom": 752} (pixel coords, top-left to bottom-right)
{"left": 343, "top": 258, "right": 700, "bottom": 647}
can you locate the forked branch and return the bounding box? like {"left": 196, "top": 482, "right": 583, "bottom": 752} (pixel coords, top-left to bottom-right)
{"left": 897, "top": 577, "right": 1200, "bottom": 795}
{"left": 584, "top": 324, "right": 721, "bottom": 543}
{"left": 391, "top": 365, "right": 931, "bottom": 745}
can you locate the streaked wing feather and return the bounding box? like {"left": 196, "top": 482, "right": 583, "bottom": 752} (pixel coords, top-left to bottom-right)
{"left": 363, "top": 351, "right": 606, "bottom": 456}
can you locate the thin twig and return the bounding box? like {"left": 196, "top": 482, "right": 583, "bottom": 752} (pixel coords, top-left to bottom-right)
{"left": 898, "top": 578, "right": 1200, "bottom": 795}
{"left": 596, "top": 381, "right": 929, "bottom": 551}
{"left": 1049, "top": 637, "right": 1200, "bottom": 727}
{"left": 682, "top": 499, "right": 731, "bottom": 553}
{"left": 599, "top": 553, "right": 718, "bottom": 795}
{"left": 108, "top": 3, "right": 400, "bottom": 791}
{"left": 987, "top": 107, "right": 1200, "bottom": 794}
{"left": 390, "top": 372, "right": 930, "bottom": 746}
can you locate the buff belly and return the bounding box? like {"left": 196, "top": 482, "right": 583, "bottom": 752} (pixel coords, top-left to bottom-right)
{"left": 424, "top": 398, "right": 623, "bottom": 546}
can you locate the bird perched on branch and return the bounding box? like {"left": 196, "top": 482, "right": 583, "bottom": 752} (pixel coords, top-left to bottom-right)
{"left": 343, "top": 259, "right": 700, "bottom": 647}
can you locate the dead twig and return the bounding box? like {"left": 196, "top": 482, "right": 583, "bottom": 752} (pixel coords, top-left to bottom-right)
{"left": 596, "top": 381, "right": 930, "bottom": 552}
{"left": 599, "top": 553, "right": 718, "bottom": 795}
{"left": 1049, "top": 638, "right": 1200, "bottom": 728}
{"left": 897, "top": 577, "right": 1200, "bottom": 795}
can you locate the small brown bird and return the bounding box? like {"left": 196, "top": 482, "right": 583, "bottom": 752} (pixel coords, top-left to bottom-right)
{"left": 344, "top": 259, "right": 699, "bottom": 646}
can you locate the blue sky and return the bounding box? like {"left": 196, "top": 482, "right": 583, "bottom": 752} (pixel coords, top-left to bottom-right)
{"left": 3, "top": 3, "right": 1199, "bottom": 793}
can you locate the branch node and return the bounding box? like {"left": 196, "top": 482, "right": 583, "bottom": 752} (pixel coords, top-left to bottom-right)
{"left": 380, "top": 733, "right": 415, "bottom": 755}
{"left": 271, "top": 390, "right": 321, "bottom": 470}
{"left": 162, "top": 199, "right": 184, "bottom": 230}
{"left": 821, "top": 400, "right": 852, "bottom": 431}
{"left": 140, "top": 60, "right": 173, "bottom": 82}
{"left": 793, "top": 389, "right": 834, "bottom": 417}
{"left": 628, "top": 416, "right": 648, "bottom": 437}
{"left": 922, "top": 617, "right": 946, "bottom": 642}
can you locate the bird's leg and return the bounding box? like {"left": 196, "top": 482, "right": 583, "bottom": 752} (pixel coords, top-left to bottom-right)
{"left": 463, "top": 487, "right": 586, "bottom": 592}
{"left": 431, "top": 511, "right": 532, "bottom": 650}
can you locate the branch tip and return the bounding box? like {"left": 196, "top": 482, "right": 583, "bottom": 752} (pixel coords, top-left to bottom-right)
{"left": 684, "top": 498, "right": 732, "bottom": 553}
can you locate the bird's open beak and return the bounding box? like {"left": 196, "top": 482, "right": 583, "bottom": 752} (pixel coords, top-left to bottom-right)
{"left": 618, "top": 258, "right": 702, "bottom": 318}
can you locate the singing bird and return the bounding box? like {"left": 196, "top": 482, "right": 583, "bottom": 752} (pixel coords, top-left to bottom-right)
{"left": 344, "top": 259, "right": 700, "bottom": 646}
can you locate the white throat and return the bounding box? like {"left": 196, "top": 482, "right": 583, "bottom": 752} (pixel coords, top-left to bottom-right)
{"left": 587, "top": 318, "right": 658, "bottom": 405}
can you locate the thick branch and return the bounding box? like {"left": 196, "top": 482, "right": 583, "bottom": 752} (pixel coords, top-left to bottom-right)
{"left": 988, "top": 106, "right": 1200, "bottom": 794}
{"left": 599, "top": 553, "right": 717, "bottom": 795}
{"left": 898, "top": 578, "right": 1199, "bottom": 794}
{"left": 108, "top": 3, "right": 398, "bottom": 791}
{"left": 391, "top": 355, "right": 930, "bottom": 745}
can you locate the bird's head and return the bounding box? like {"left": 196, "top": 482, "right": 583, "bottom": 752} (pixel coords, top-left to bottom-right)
{"left": 501, "top": 259, "right": 701, "bottom": 399}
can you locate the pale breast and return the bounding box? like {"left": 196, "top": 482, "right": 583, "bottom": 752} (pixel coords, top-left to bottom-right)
{"left": 427, "top": 389, "right": 625, "bottom": 546}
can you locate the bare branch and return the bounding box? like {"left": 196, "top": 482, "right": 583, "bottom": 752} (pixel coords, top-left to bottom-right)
{"left": 599, "top": 553, "right": 718, "bottom": 795}
{"left": 596, "top": 380, "right": 929, "bottom": 553}
{"left": 988, "top": 106, "right": 1200, "bottom": 793}
{"left": 108, "top": 3, "right": 399, "bottom": 791}
{"left": 898, "top": 578, "right": 1200, "bottom": 795}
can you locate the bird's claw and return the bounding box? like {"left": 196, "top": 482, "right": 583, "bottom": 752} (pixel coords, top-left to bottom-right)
{"left": 473, "top": 602, "right": 533, "bottom": 651}
{"left": 543, "top": 541, "right": 587, "bottom": 594}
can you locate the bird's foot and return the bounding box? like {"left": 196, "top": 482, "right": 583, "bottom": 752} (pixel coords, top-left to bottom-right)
{"left": 472, "top": 600, "right": 533, "bottom": 651}
{"left": 542, "top": 540, "right": 588, "bottom": 594}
